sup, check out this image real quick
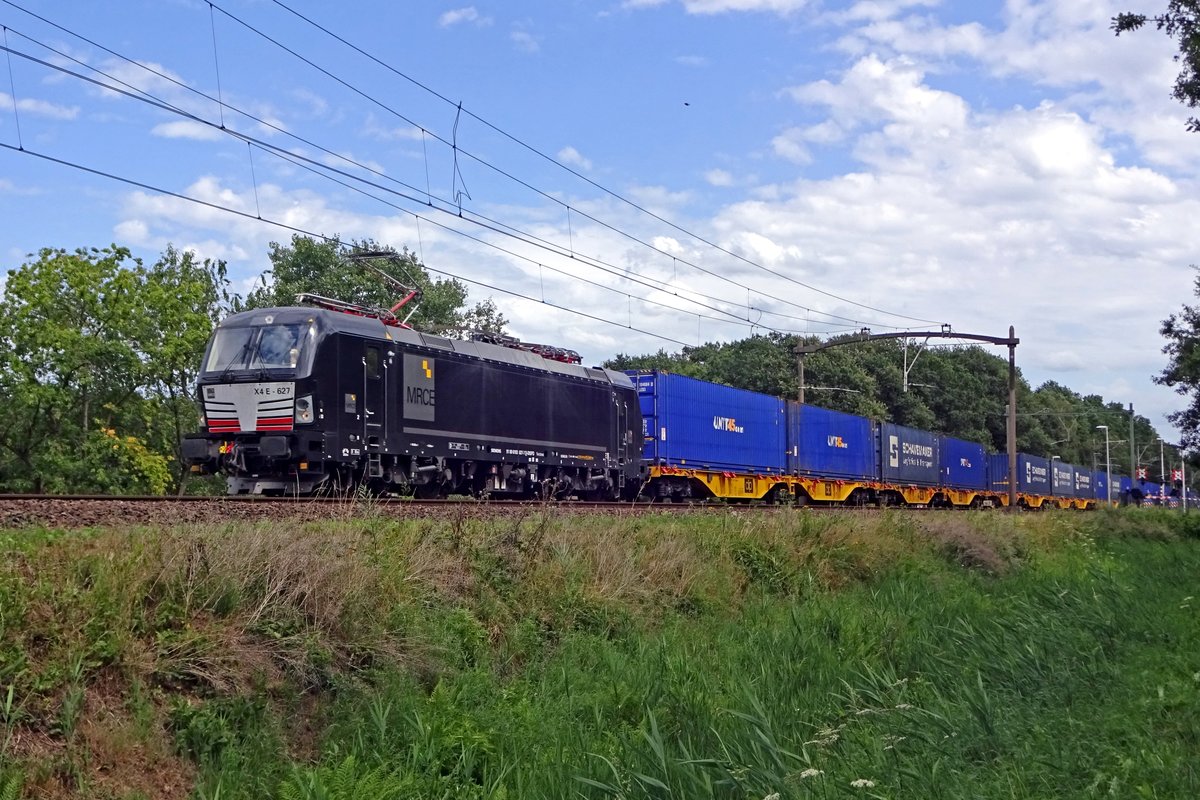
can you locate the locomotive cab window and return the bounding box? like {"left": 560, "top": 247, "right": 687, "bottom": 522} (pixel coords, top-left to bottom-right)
{"left": 256, "top": 324, "right": 303, "bottom": 369}
{"left": 203, "top": 321, "right": 316, "bottom": 376}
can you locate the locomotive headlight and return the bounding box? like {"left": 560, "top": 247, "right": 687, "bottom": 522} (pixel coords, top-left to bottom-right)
{"left": 295, "top": 395, "right": 314, "bottom": 424}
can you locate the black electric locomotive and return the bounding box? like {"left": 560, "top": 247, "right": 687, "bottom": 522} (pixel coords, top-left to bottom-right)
{"left": 182, "top": 300, "right": 643, "bottom": 498}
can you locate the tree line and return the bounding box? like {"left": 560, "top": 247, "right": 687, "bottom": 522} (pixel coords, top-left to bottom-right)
{"left": 605, "top": 333, "right": 1176, "bottom": 481}
{"left": 0, "top": 236, "right": 504, "bottom": 495}
{"left": 0, "top": 235, "right": 1192, "bottom": 494}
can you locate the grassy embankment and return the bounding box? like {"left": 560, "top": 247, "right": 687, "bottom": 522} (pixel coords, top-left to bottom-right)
{"left": 0, "top": 505, "right": 1197, "bottom": 799}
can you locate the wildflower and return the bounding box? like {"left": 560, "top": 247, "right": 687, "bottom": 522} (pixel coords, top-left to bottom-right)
{"left": 803, "top": 732, "right": 839, "bottom": 746}
{"left": 851, "top": 778, "right": 876, "bottom": 788}
{"left": 799, "top": 768, "right": 824, "bottom": 779}
{"left": 804, "top": 724, "right": 842, "bottom": 746}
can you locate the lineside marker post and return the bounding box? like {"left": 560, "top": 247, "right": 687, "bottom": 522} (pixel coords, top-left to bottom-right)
{"left": 1007, "top": 325, "right": 1018, "bottom": 512}
{"left": 1129, "top": 403, "right": 1136, "bottom": 504}
{"left": 797, "top": 352, "right": 805, "bottom": 404}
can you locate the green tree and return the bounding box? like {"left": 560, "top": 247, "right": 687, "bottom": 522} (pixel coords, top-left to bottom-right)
{"left": 137, "top": 246, "right": 237, "bottom": 491}
{"left": 244, "top": 235, "right": 507, "bottom": 337}
{"left": 1155, "top": 270, "right": 1200, "bottom": 448}
{"left": 1113, "top": 2, "right": 1200, "bottom": 131}
{"left": 607, "top": 348, "right": 690, "bottom": 374}
{"left": 0, "top": 245, "right": 230, "bottom": 494}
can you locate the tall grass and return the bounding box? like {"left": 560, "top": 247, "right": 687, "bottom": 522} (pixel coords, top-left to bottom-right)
{"left": 0, "top": 507, "right": 1196, "bottom": 798}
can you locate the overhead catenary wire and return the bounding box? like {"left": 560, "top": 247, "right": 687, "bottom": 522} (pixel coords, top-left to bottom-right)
{"left": 0, "top": 24, "right": 877, "bottom": 334}
{"left": 206, "top": 2, "right": 225, "bottom": 129}
{"left": 264, "top": 0, "right": 945, "bottom": 327}
{"left": 0, "top": 0, "right": 933, "bottom": 333}
{"left": 0, "top": 140, "right": 707, "bottom": 349}
{"left": 262, "top": 140, "right": 801, "bottom": 333}
{"left": 2, "top": 25, "right": 22, "bottom": 149}
{"left": 204, "top": 0, "right": 938, "bottom": 329}
{"left": 0, "top": 2, "right": 936, "bottom": 352}
{"left": 0, "top": 33, "right": 866, "bottom": 341}
{"left": 0, "top": 32, "right": 863, "bottom": 336}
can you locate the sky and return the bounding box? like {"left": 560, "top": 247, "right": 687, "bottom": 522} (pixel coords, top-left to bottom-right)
{"left": 0, "top": 0, "right": 1195, "bottom": 456}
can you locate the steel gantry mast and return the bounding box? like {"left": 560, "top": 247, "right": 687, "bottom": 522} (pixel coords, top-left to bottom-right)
{"left": 794, "top": 325, "right": 1021, "bottom": 511}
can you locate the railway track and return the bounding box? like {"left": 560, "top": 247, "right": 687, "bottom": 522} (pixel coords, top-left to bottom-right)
{"left": 0, "top": 493, "right": 836, "bottom": 530}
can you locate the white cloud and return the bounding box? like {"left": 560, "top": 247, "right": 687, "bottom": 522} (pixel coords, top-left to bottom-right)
{"left": 289, "top": 88, "right": 329, "bottom": 117}
{"left": 675, "top": 55, "right": 709, "bottom": 67}
{"left": 558, "top": 146, "right": 593, "bottom": 171}
{"left": 839, "top": 0, "right": 939, "bottom": 23}
{"left": 0, "top": 93, "right": 79, "bottom": 120}
{"left": 82, "top": 57, "right": 221, "bottom": 125}
{"left": 786, "top": 55, "right": 968, "bottom": 137}
{"left": 320, "top": 151, "right": 386, "bottom": 176}
{"left": 1039, "top": 349, "right": 1087, "bottom": 372}
{"left": 705, "top": 169, "right": 734, "bottom": 186}
{"left": 150, "top": 119, "right": 224, "bottom": 141}
{"left": 114, "top": 218, "right": 150, "bottom": 244}
{"left": 683, "top": 0, "right": 811, "bottom": 12}
{"left": 0, "top": 178, "right": 41, "bottom": 196}
{"left": 363, "top": 115, "right": 427, "bottom": 142}
{"left": 711, "top": 44, "right": 1192, "bottom": 429}
{"left": 825, "top": 0, "right": 1199, "bottom": 175}
{"left": 511, "top": 30, "right": 540, "bottom": 52}
{"left": 771, "top": 129, "right": 814, "bottom": 164}
{"left": 439, "top": 7, "right": 490, "bottom": 27}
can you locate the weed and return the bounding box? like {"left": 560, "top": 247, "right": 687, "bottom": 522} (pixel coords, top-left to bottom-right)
{"left": 2, "top": 507, "right": 1198, "bottom": 798}
{"left": 919, "top": 516, "right": 1011, "bottom": 575}
{"left": 0, "top": 771, "right": 22, "bottom": 800}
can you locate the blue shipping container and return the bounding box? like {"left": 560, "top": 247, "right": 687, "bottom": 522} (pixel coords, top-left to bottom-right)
{"left": 940, "top": 436, "right": 988, "bottom": 491}
{"left": 1073, "top": 468, "right": 1094, "bottom": 499}
{"left": 879, "top": 422, "right": 939, "bottom": 486}
{"left": 629, "top": 371, "right": 786, "bottom": 472}
{"left": 1093, "top": 470, "right": 1110, "bottom": 503}
{"left": 989, "top": 453, "right": 1052, "bottom": 495}
{"left": 786, "top": 402, "right": 875, "bottom": 480}
{"left": 1051, "top": 461, "right": 1076, "bottom": 497}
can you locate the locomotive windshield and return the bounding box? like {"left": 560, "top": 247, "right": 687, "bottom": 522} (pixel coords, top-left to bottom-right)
{"left": 203, "top": 321, "right": 314, "bottom": 376}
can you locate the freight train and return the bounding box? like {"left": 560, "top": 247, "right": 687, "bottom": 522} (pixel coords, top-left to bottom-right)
{"left": 631, "top": 371, "right": 1122, "bottom": 509}
{"left": 183, "top": 296, "right": 1128, "bottom": 508}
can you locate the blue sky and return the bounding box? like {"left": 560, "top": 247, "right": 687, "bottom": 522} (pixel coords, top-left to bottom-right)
{"left": 1, "top": 0, "right": 1196, "bottom": 456}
